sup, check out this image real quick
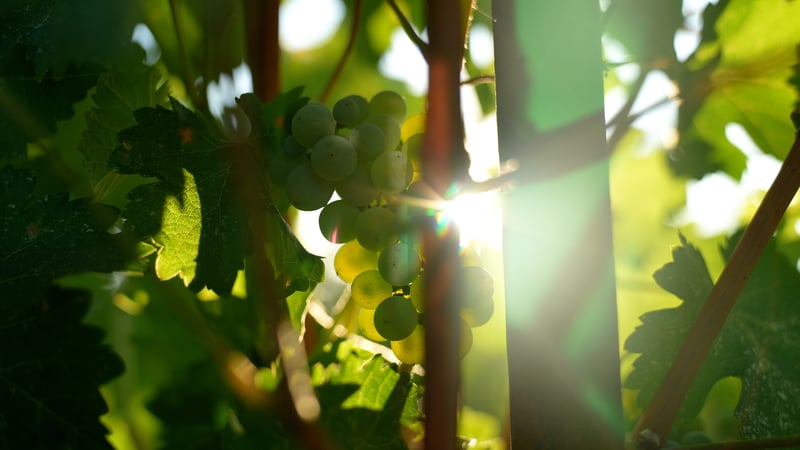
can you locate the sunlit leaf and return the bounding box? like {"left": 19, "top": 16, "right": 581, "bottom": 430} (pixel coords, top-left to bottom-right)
{"left": 625, "top": 232, "right": 800, "bottom": 439}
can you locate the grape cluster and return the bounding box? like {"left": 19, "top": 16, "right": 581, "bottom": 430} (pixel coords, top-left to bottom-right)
{"left": 276, "top": 90, "right": 495, "bottom": 365}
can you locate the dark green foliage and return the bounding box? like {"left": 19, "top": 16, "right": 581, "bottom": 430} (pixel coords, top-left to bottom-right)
{"left": 0, "top": 287, "right": 124, "bottom": 450}
{"left": 625, "top": 232, "right": 800, "bottom": 440}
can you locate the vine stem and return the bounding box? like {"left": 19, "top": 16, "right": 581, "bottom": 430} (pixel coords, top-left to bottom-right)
{"left": 244, "top": 0, "right": 280, "bottom": 101}
{"left": 633, "top": 130, "right": 800, "bottom": 447}
{"left": 320, "top": 0, "right": 363, "bottom": 102}
{"left": 386, "top": 0, "right": 429, "bottom": 60}
{"left": 422, "top": 0, "right": 470, "bottom": 448}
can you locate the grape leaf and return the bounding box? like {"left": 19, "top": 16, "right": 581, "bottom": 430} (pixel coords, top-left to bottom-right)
{"left": 0, "top": 166, "right": 132, "bottom": 449}
{"left": 625, "top": 232, "right": 800, "bottom": 440}
{"left": 604, "top": 0, "right": 684, "bottom": 64}
{"left": 0, "top": 50, "right": 100, "bottom": 161}
{"left": 79, "top": 45, "right": 169, "bottom": 188}
{"left": 0, "top": 287, "right": 124, "bottom": 450}
{"left": 669, "top": 0, "right": 800, "bottom": 179}
{"left": 0, "top": 0, "right": 139, "bottom": 78}
{"left": 0, "top": 166, "right": 134, "bottom": 299}
{"left": 311, "top": 341, "right": 422, "bottom": 450}
{"left": 109, "top": 97, "right": 323, "bottom": 297}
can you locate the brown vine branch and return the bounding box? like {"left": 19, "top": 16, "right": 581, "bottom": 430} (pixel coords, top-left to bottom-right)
{"left": 386, "top": 0, "right": 430, "bottom": 60}
{"left": 633, "top": 130, "right": 800, "bottom": 447}
{"left": 673, "top": 435, "right": 800, "bottom": 450}
{"left": 244, "top": 0, "right": 280, "bottom": 101}
{"left": 320, "top": 0, "right": 363, "bottom": 102}
{"left": 422, "top": 0, "right": 471, "bottom": 449}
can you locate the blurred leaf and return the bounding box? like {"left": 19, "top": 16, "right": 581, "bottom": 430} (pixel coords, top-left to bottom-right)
{"left": 669, "top": 0, "right": 800, "bottom": 179}
{"left": 625, "top": 232, "right": 800, "bottom": 439}
{"left": 312, "top": 340, "right": 422, "bottom": 449}
{"left": 604, "top": 0, "right": 683, "bottom": 64}
{"left": 0, "top": 0, "right": 139, "bottom": 78}
{"left": 79, "top": 44, "right": 169, "bottom": 189}
{"left": 0, "top": 165, "right": 133, "bottom": 449}
{"left": 0, "top": 287, "right": 124, "bottom": 450}
{"left": 0, "top": 166, "right": 134, "bottom": 300}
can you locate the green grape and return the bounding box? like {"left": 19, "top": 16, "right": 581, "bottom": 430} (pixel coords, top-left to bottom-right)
{"left": 680, "top": 431, "right": 711, "bottom": 446}
{"left": 462, "top": 266, "right": 494, "bottom": 310}
{"left": 334, "top": 240, "right": 378, "bottom": 283}
{"left": 391, "top": 324, "right": 424, "bottom": 364}
{"left": 402, "top": 133, "right": 424, "bottom": 173}
{"left": 409, "top": 272, "right": 425, "bottom": 312}
{"left": 390, "top": 319, "right": 472, "bottom": 364}
{"left": 365, "top": 113, "right": 401, "bottom": 151}
{"left": 355, "top": 206, "right": 396, "bottom": 251}
{"left": 378, "top": 242, "right": 422, "bottom": 286}
{"left": 373, "top": 295, "right": 418, "bottom": 341}
{"left": 351, "top": 270, "right": 393, "bottom": 309}
{"left": 370, "top": 90, "right": 407, "bottom": 123}
{"left": 310, "top": 134, "right": 358, "bottom": 181}
{"left": 268, "top": 149, "right": 304, "bottom": 186}
{"left": 291, "top": 102, "right": 336, "bottom": 147}
{"left": 350, "top": 123, "right": 385, "bottom": 161}
{"left": 283, "top": 134, "right": 307, "bottom": 156}
{"left": 333, "top": 95, "right": 368, "bottom": 127}
{"left": 318, "top": 200, "right": 360, "bottom": 243}
{"left": 358, "top": 307, "right": 386, "bottom": 342}
{"left": 460, "top": 296, "right": 494, "bottom": 327}
{"left": 334, "top": 162, "right": 380, "bottom": 207}
{"left": 285, "top": 162, "right": 334, "bottom": 211}
{"left": 371, "top": 150, "right": 413, "bottom": 194}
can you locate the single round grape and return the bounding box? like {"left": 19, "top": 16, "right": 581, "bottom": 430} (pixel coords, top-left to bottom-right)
{"left": 378, "top": 242, "right": 422, "bottom": 286}
{"left": 358, "top": 307, "right": 386, "bottom": 342}
{"left": 460, "top": 296, "right": 494, "bottom": 327}
{"left": 355, "top": 206, "right": 396, "bottom": 251}
{"left": 402, "top": 133, "right": 424, "bottom": 173}
{"left": 318, "top": 200, "right": 360, "bottom": 243}
{"left": 334, "top": 162, "right": 380, "bottom": 207}
{"left": 334, "top": 240, "right": 378, "bottom": 283}
{"left": 285, "top": 162, "right": 334, "bottom": 211}
{"left": 373, "top": 295, "right": 418, "bottom": 341}
{"left": 291, "top": 102, "right": 336, "bottom": 147}
{"left": 333, "top": 95, "right": 368, "bottom": 127}
{"left": 370, "top": 90, "right": 407, "bottom": 123}
{"left": 268, "top": 150, "right": 304, "bottom": 186}
{"left": 371, "top": 150, "right": 413, "bottom": 194}
{"left": 462, "top": 266, "right": 494, "bottom": 310}
{"left": 350, "top": 123, "right": 385, "bottom": 161}
{"left": 351, "top": 270, "right": 393, "bottom": 309}
{"left": 365, "top": 113, "right": 401, "bottom": 151}
{"left": 310, "top": 134, "right": 358, "bottom": 181}
{"left": 283, "top": 134, "right": 307, "bottom": 156}
{"left": 391, "top": 324, "right": 424, "bottom": 364}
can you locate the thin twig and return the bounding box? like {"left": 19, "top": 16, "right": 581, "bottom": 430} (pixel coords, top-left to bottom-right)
{"left": 386, "top": 0, "right": 429, "bottom": 60}
{"left": 320, "top": 0, "right": 363, "bottom": 102}
{"left": 606, "top": 70, "right": 650, "bottom": 149}
{"left": 633, "top": 131, "right": 800, "bottom": 447}
{"left": 460, "top": 74, "right": 495, "bottom": 85}
{"left": 168, "top": 0, "right": 200, "bottom": 106}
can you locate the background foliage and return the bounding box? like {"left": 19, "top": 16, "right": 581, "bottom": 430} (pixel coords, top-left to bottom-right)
{"left": 1, "top": 0, "right": 800, "bottom": 449}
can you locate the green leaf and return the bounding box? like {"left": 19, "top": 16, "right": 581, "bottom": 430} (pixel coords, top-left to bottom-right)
{"left": 312, "top": 340, "right": 422, "bottom": 449}
{"left": 0, "top": 166, "right": 134, "bottom": 299}
{"left": 670, "top": 0, "right": 800, "bottom": 179}
{"left": 625, "top": 232, "right": 800, "bottom": 440}
{"left": 0, "top": 0, "right": 139, "bottom": 78}
{"left": 0, "top": 286, "right": 124, "bottom": 450}
{"left": 110, "top": 97, "right": 323, "bottom": 297}
{"left": 79, "top": 44, "right": 169, "bottom": 191}
{"left": 604, "top": 0, "right": 684, "bottom": 64}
